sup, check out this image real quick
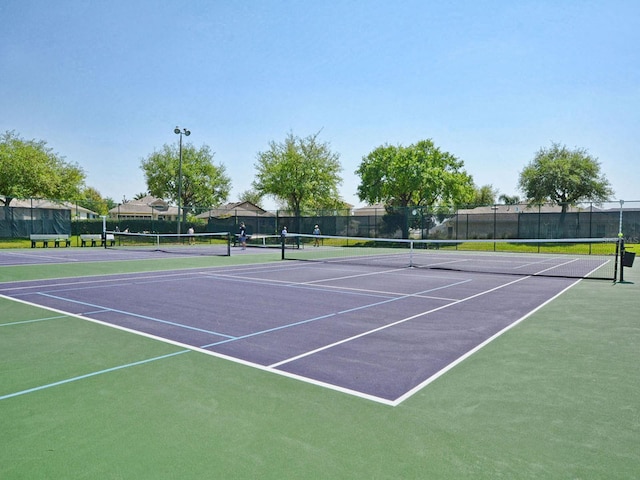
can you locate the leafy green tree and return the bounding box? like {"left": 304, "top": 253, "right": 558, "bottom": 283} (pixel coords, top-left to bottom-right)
{"left": 304, "top": 195, "right": 351, "bottom": 214}
{"left": 356, "top": 139, "right": 474, "bottom": 237}
{"left": 78, "top": 187, "right": 110, "bottom": 215}
{"left": 356, "top": 139, "right": 474, "bottom": 208}
{"left": 140, "top": 142, "right": 231, "bottom": 224}
{"left": 238, "top": 189, "right": 264, "bottom": 207}
{"left": 518, "top": 142, "right": 613, "bottom": 213}
{"left": 253, "top": 132, "right": 343, "bottom": 220}
{"left": 471, "top": 184, "right": 498, "bottom": 207}
{"left": 104, "top": 197, "right": 117, "bottom": 211}
{"left": 0, "top": 130, "right": 85, "bottom": 204}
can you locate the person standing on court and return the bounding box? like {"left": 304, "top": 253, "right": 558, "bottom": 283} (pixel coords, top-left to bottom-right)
{"left": 187, "top": 226, "right": 195, "bottom": 244}
{"left": 239, "top": 222, "right": 247, "bottom": 250}
{"left": 313, "top": 224, "right": 321, "bottom": 246}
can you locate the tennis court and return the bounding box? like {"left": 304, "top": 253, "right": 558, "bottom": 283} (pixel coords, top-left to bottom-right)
{"left": 1, "top": 238, "right": 638, "bottom": 478}
{"left": 0, "top": 240, "right": 616, "bottom": 404}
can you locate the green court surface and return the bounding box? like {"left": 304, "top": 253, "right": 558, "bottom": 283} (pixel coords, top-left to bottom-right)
{"left": 1, "top": 253, "right": 638, "bottom": 479}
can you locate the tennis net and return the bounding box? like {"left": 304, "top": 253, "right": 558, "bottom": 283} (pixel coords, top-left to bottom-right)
{"left": 105, "top": 231, "right": 231, "bottom": 256}
{"left": 282, "top": 234, "right": 620, "bottom": 280}
{"left": 234, "top": 234, "right": 283, "bottom": 248}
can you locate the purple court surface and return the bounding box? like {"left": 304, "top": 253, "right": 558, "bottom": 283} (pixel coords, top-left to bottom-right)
{"left": 0, "top": 260, "right": 581, "bottom": 405}
{"left": 0, "top": 244, "right": 267, "bottom": 266}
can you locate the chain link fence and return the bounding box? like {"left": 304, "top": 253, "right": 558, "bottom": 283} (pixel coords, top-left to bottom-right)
{"left": 2, "top": 197, "right": 639, "bottom": 242}
{"left": 208, "top": 201, "right": 639, "bottom": 242}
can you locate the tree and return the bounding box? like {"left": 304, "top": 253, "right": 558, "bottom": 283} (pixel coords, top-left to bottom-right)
{"left": 78, "top": 187, "right": 110, "bottom": 215}
{"left": 518, "top": 142, "right": 613, "bottom": 213}
{"left": 105, "top": 197, "right": 117, "bottom": 211}
{"left": 498, "top": 194, "right": 521, "bottom": 205}
{"left": 140, "top": 142, "right": 231, "bottom": 224}
{"left": 0, "top": 130, "right": 85, "bottom": 204}
{"left": 238, "top": 189, "right": 264, "bottom": 207}
{"left": 471, "top": 184, "right": 498, "bottom": 207}
{"left": 253, "top": 131, "right": 343, "bottom": 220}
{"left": 357, "top": 139, "right": 474, "bottom": 208}
{"left": 356, "top": 139, "right": 474, "bottom": 237}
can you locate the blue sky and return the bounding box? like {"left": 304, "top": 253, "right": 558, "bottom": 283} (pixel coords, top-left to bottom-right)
{"left": 2, "top": 0, "right": 638, "bottom": 209}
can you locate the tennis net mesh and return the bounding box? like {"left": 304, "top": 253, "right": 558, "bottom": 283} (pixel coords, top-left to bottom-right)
{"left": 105, "top": 231, "right": 231, "bottom": 256}
{"left": 282, "top": 234, "right": 620, "bottom": 280}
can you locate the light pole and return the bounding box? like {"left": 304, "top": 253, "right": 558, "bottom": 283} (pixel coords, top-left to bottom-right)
{"left": 174, "top": 126, "right": 190, "bottom": 235}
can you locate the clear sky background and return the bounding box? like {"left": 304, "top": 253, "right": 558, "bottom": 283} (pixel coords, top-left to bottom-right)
{"left": 2, "top": 0, "right": 638, "bottom": 209}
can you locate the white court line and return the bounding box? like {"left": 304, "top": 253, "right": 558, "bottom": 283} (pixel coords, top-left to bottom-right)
{"left": 199, "top": 278, "right": 473, "bottom": 349}
{"left": 0, "top": 262, "right": 292, "bottom": 293}
{"left": 35, "top": 292, "right": 237, "bottom": 339}
{"left": 0, "top": 250, "right": 80, "bottom": 261}
{"left": 201, "top": 263, "right": 469, "bottom": 301}
{"left": 393, "top": 278, "right": 581, "bottom": 405}
{"left": 0, "top": 292, "right": 393, "bottom": 405}
{"left": 269, "top": 275, "right": 532, "bottom": 370}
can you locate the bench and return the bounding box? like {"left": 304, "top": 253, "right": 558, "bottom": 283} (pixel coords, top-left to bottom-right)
{"left": 30, "top": 234, "right": 71, "bottom": 248}
{"left": 80, "top": 234, "right": 115, "bottom": 247}
{"left": 80, "top": 234, "right": 101, "bottom": 247}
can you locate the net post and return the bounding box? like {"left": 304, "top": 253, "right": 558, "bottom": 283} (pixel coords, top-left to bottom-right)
{"left": 617, "top": 200, "right": 625, "bottom": 282}
{"left": 409, "top": 240, "right": 414, "bottom": 268}
{"left": 281, "top": 233, "right": 286, "bottom": 260}
{"left": 101, "top": 215, "right": 108, "bottom": 249}
{"left": 613, "top": 238, "right": 619, "bottom": 283}
{"left": 619, "top": 238, "right": 625, "bottom": 283}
